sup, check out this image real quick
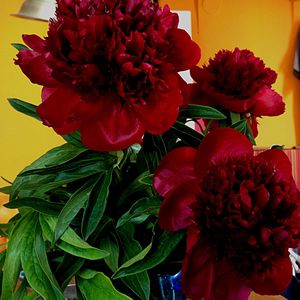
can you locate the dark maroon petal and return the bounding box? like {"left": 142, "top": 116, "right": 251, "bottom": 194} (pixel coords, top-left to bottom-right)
{"left": 251, "top": 87, "right": 285, "bottom": 117}
{"left": 37, "top": 87, "right": 81, "bottom": 134}
{"left": 248, "top": 256, "right": 292, "bottom": 295}
{"left": 80, "top": 98, "right": 144, "bottom": 151}
{"left": 213, "top": 260, "right": 251, "bottom": 300}
{"left": 195, "top": 128, "right": 253, "bottom": 179}
{"left": 182, "top": 242, "right": 216, "bottom": 300}
{"left": 158, "top": 180, "right": 198, "bottom": 231}
{"left": 15, "top": 50, "right": 56, "bottom": 87}
{"left": 136, "top": 73, "right": 183, "bottom": 134}
{"left": 257, "top": 148, "right": 293, "bottom": 182}
{"left": 166, "top": 28, "right": 201, "bottom": 71}
{"left": 201, "top": 84, "right": 257, "bottom": 113}
{"left": 22, "top": 34, "right": 46, "bottom": 51}
{"left": 154, "top": 147, "right": 197, "bottom": 197}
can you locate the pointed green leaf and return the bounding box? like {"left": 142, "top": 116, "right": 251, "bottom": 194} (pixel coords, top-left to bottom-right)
{"left": 7, "top": 98, "right": 40, "bottom": 121}
{"left": 1, "top": 214, "right": 29, "bottom": 300}
{"left": 4, "top": 197, "right": 62, "bottom": 216}
{"left": 116, "top": 197, "right": 161, "bottom": 228}
{"left": 99, "top": 233, "right": 119, "bottom": 272}
{"left": 113, "top": 231, "right": 184, "bottom": 279}
{"left": 77, "top": 270, "right": 132, "bottom": 300}
{"left": 116, "top": 225, "right": 150, "bottom": 300}
{"left": 54, "top": 177, "right": 97, "bottom": 242}
{"left": 40, "top": 215, "right": 109, "bottom": 260}
{"left": 171, "top": 121, "right": 203, "bottom": 147}
{"left": 82, "top": 170, "right": 113, "bottom": 239}
{"left": 180, "top": 104, "right": 226, "bottom": 120}
{"left": 20, "top": 217, "right": 65, "bottom": 300}
{"left": 11, "top": 43, "right": 29, "bottom": 51}
{"left": 230, "top": 112, "right": 241, "bottom": 125}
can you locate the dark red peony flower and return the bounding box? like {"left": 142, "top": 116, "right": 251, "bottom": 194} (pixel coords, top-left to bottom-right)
{"left": 154, "top": 128, "right": 300, "bottom": 300}
{"left": 189, "top": 48, "right": 285, "bottom": 137}
{"left": 15, "top": 0, "right": 200, "bottom": 151}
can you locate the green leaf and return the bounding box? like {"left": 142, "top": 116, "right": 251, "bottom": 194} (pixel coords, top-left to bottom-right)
{"left": 62, "top": 131, "right": 84, "bottom": 148}
{"left": 11, "top": 43, "right": 29, "bottom": 51}
{"left": 54, "top": 176, "right": 98, "bottom": 242}
{"left": 40, "top": 215, "right": 109, "bottom": 260}
{"left": 231, "top": 119, "right": 247, "bottom": 133}
{"left": 4, "top": 197, "right": 62, "bottom": 216}
{"left": 1, "top": 214, "right": 27, "bottom": 300}
{"left": 171, "top": 121, "right": 203, "bottom": 147}
{"left": 138, "top": 173, "right": 153, "bottom": 186}
{"left": 11, "top": 143, "right": 88, "bottom": 200}
{"left": 246, "top": 122, "right": 256, "bottom": 145}
{"left": 7, "top": 98, "right": 40, "bottom": 121}
{"left": 99, "top": 233, "right": 119, "bottom": 272}
{"left": 77, "top": 270, "right": 132, "bottom": 300}
{"left": 0, "top": 186, "right": 11, "bottom": 194}
{"left": 230, "top": 112, "right": 241, "bottom": 125}
{"left": 117, "top": 172, "right": 153, "bottom": 207}
{"left": 113, "top": 230, "right": 184, "bottom": 279}
{"left": 116, "top": 225, "right": 150, "bottom": 300}
{"left": 81, "top": 170, "right": 113, "bottom": 239}
{"left": 180, "top": 104, "right": 227, "bottom": 120}
{"left": 20, "top": 216, "right": 65, "bottom": 300}
{"left": 55, "top": 254, "right": 85, "bottom": 289}
{"left": 116, "top": 197, "right": 161, "bottom": 228}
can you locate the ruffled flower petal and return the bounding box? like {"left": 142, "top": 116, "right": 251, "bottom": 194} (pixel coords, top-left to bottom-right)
{"left": 256, "top": 148, "right": 293, "bottom": 182}
{"left": 251, "top": 87, "right": 285, "bottom": 117}
{"left": 158, "top": 180, "right": 198, "bottom": 231}
{"left": 37, "top": 87, "right": 82, "bottom": 134}
{"left": 195, "top": 128, "right": 253, "bottom": 178}
{"left": 80, "top": 98, "right": 144, "bottom": 151}
{"left": 154, "top": 147, "right": 197, "bottom": 197}
{"left": 166, "top": 28, "right": 201, "bottom": 71}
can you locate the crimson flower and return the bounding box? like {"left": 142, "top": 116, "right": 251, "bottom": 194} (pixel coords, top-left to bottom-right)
{"left": 189, "top": 48, "right": 285, "bottom": 137}
{"left": 154, "top": 128, "right": 300, "bottom": 300}
{"left": 15, "top": 0, "right": 200, "bottom": 151}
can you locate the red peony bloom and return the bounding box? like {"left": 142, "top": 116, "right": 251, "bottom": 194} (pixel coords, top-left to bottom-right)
{"left": 189, "top": 48, "right": 285, "bottom": 137}
{"left": 15, "top": 0, "right": 200, "bottom": 151}
{"left": 154, "top": 128, "right": 300, "bottom": 300}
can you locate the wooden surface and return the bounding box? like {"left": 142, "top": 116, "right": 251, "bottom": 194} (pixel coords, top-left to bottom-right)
{"left": 249, "top": 292, "right": 286, "bottom": 300}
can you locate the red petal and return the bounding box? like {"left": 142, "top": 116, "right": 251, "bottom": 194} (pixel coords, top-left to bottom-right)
{"left": 213, "top": 260, "right": 251, "bottom": 300}
{"left": 22, "top": 34, "right": 46, "bottom": 51}
{"left": 158, "top": 180, "right": 198, "bottom": 231}
{"left": 195, "top": 128, "right": 253, "bottom": 178}
{"left": 248, "top": 256, "right": 292, "bottom": 295}
{"left": 136, "top": 73, "right": 183, "bottom": 134}
{"left": 166, "top": 28, "right": 201, "bottom": 71}
{"left": 251, "top": 87, "right": 285, "bottom": 117}
{"left": 37, "top": 87, "right": 81, "bottom": 134}
{"left": 15, "top": 50, "right": 56, "bottom": 87}
{"left": 182, "top": 242, "right": 216, "bottom": 300}
{"left": 202, "top": 84, "right": 257, "bottom": 113}
{"left": 256, "top": 148, "right": 293, "bottom": 182}
{"left": 154, "top": 147, "right": 197, "bottom": 197}
{"left": 80, "top": 97, "right": 144, "bottom": 151}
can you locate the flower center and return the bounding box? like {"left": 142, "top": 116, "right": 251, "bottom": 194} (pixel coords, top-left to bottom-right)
{"left": 195, "top": 156, "right": 297, "bottom": 275}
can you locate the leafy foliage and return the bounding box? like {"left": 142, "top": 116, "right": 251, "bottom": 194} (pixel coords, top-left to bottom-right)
{"left": 1, "top": 99, "right": 250, "bottom": 299}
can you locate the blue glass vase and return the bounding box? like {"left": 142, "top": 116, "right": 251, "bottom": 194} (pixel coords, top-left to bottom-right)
{"left": 158, "top": 271, "right": 185, "bottom": 300}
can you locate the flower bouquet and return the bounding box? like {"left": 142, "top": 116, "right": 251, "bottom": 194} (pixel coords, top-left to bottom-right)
{"left": 0, "top": 0, "right": 300, "bottom": 300}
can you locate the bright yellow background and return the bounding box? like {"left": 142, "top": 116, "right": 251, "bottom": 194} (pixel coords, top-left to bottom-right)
{"left": 1, "top": 0, "right": 300, "bottom": 187}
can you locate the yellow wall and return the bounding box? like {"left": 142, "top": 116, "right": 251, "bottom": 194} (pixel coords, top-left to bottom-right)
{"left": 1, "top": 0, "right": 300, "bottom": 186}
{"left": 161, "top": 0, "right": 300, "bottom": 148}
{"left": 0, "top": 1, "right": 63, "bottom": 187}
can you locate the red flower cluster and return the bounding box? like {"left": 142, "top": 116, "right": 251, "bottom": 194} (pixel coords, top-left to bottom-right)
{"left": 189, "top": 48, "right": 285, "bottom": 136}
{"left": 154, "top": 128, "right": 300, "bottom": 300}
{"left": 15, "top": 0, "right": 200, "bottom": 151}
